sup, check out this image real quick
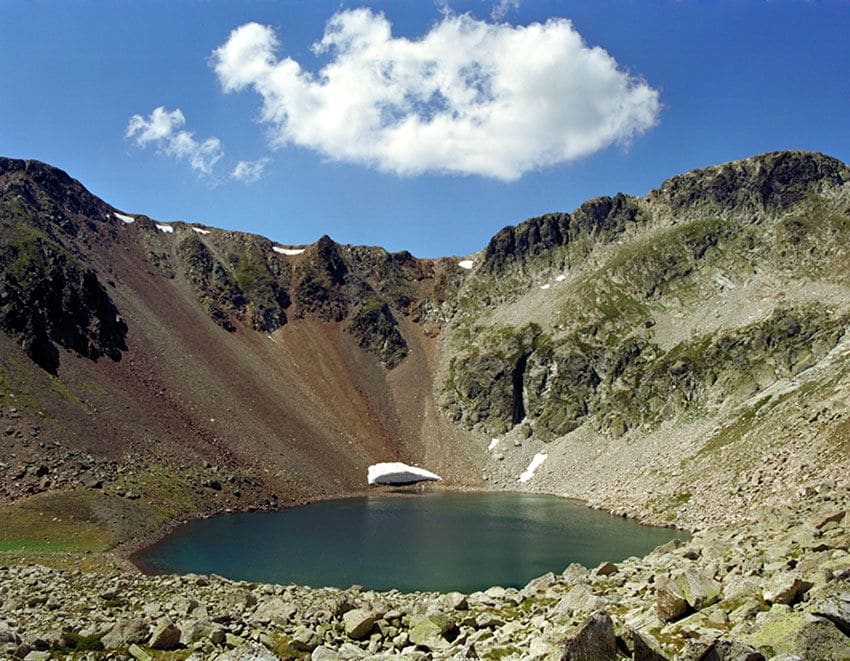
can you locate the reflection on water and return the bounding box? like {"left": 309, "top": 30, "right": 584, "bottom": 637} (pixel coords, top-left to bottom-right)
{"left": 134, "top": 492, "right": 686, "bottom": 593}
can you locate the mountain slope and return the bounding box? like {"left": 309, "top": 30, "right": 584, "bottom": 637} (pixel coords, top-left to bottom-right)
{"left": 439, "top": 151, "right": 850, "bottom": 527}
{"left": 0, "top": 151, "right": 848, "bottom": 551}
{"left": 0, "top": 157, "right": 480, "bottom": 549}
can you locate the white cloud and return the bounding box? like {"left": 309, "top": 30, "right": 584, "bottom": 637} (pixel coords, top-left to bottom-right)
{"left": 211, "top": 11, "right": 660, "bottom": 180}
{"left": 490, "top": 0, "right": 521, "bottom": 21}
{"left": 126, "top": 106, "right": 224, "bottom": 175}
{"left": 231, "top": 157, "right": 270, "bottom": 182}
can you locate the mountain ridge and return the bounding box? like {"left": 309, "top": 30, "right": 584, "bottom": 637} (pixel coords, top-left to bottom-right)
{"left": 0, "top": 149, "right": 848, "bottom": 549}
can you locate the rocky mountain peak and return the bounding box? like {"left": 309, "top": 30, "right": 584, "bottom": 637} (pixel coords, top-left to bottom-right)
{"left": 649, "top": 150, "right": 850, "bottom": 215}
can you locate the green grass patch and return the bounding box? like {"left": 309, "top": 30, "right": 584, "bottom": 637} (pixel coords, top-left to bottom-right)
{"left": 0, "top": 490, "right": 118, "bottom": 555}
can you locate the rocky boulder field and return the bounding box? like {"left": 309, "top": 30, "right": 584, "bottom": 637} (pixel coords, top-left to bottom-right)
{"left": 1, "top": 491, "right": 849, "bottom": 660}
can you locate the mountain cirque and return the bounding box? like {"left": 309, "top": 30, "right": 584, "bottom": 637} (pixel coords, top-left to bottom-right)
{"left": 0, "top": 151, "right": 849, "bottom": 659}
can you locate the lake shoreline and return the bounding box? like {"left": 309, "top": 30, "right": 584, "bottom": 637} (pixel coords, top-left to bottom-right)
{"left": 118, "top": 482, "right": 690, "bottom": 576}
{"left": 2, "top": 489, "right": 847, "bottom": 660}
{"left": 129, "top": 491, "right": 687, "bottom": 593}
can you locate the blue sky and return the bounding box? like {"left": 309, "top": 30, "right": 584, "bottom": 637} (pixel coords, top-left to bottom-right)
{"left": 1, "top": 1, "right": 848, "bottom": 257}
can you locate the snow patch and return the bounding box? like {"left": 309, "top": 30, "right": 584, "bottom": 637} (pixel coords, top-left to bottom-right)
{"left": 192, "top": 227, "right": 210, "bottom": 235}
{"left": 540, "top": 283, "right": 551, "bottom": 290}
{"left": 367, "top": 462, "right": 442, "bottom": 486}
{"left": 519, "top": 453, "right": 547, "bottom": 483}
{"left": 487, "top": 438, "right": 500, "bottom": 451}
{"left": 555, "top": 274, "right": 566, "bottom": 282}
{"left": 273, "top": 246, "right": 305, "bottom": 256}
{"left": 114, "top": 212, "right": 135, "bottom": 224}
{"left": 155, "top": 224, "right": 174, "bottom": 233}
{"left": 458, "top": 260, "right": 474, "bottom": 270}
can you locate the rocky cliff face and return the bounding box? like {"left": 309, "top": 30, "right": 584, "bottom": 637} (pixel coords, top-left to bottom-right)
{"left": 441, "top": 152, "right": 850, "bottom": 439}
{"left": 0, "top": 161, "right": 128, "bottom": 373}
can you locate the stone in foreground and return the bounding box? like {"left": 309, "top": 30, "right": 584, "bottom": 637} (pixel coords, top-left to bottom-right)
{"left": 559, "top": 610, "right": 618, "bottom": 660}
{"left": 342, "top": 608, "right": 377, "bottom": 639}
{"left": 367, "top": 462, "right": 442, "bottom": 485}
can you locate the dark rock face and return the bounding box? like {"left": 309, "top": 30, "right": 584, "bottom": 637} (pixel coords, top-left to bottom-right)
{"left": 0, "top": 158, "right": 110, "bottom": 238}
{"left": 0, "top": 230, "right": 127, "bottom": 373}
{"left": 650, "top": 151, "right": 850, "bottom": 215}
{"left": 484, "top": 213, "right": 571, "bottom": 272}
{"left": 177, "top": 234, "right": 291, "bottom": 333}
{"left": 482, "top": 194, "right": 643, "bottom": 273}
{"left": 444, "top": 304, "right": 847, "bottom": 437}
{"left": 442, "top": 324, "right": 542, "bottom": 433}
{"left": 348, "top": 297, "right": 407, "bottom": 368}
{"left": 293, "top": 236, "right": 350, "bottom": 322}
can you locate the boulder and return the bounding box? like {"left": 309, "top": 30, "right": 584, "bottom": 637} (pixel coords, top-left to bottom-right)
{"left": 101, "top": 619, "right": 150, "bottom": 648}
{"left": 408, "top": 614, "right": 456, "bottom": 651}
{"left": 147, "top": 619, "right": 181, "bottom": 650}
{"left": 809, "top": 510, "right": 846, "bottom": 529}
{"left": 291, "top": 626, "right": 320, "bottom": 652}
{"left": 656, "top": 575, "right": 689, "bottom": 623}
{"left": 311, "top": 646, "right": 340, "bottom": 661}
{"left": 342, "top": 609, "right": 376, "bottom": 640}
{"left": 214, "top": 641, "right": 279, "bottom": 660}
{"left": 442, "top": 592, "right": 468, "bottom": 610}
{"left": 23, "top": 652, "right": 50, "bottom": 661}
{"left": 556, "top": 585, "right": 607, "bottom": 615}
{"left": 178, "top": 619, "right": 215, "bottom": 646}
{"left": 631, "top": 629, "right": 668, "bottom": 661}
{"left": 253, "top": 597, "right": 297, "bottom": 625}
{"left": 698, "top": 639, "right": 765, "bottom": 661}
{"left": 678, "top": 567, "right": 721, "bottom": 610}
{"left": 810, "top": 593, "right": 850, "bottom": 636}
{"left": 744, "top": 608, "right": 850, "bottom": 660}
{"left": 595, "top": 561, "right": 619, "bottom": 577}
{"left": 656, "top": 568, "right": 721, "bottom": 621}
{"left": 128, "top": 644, "right": 152, "bottom": 661}
{"left": 559, "top": 611, "right": 618, "bottom": 661}
{"left": 763, "top": 572, "right": 805, "bottom": 605}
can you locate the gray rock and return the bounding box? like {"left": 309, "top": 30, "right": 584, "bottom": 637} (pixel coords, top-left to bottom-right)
{"left": 557, "top": 584, "right": 607, "bottom": 615}
{"left": 698, "top": 639, "right": 765, "bottom": 661}
{"left": 102, "top": 618, "right": 150, "bottom": 648}
{"left": 678, "top": 567, "right": 722, "bottom": 610}
{"left": 291, "top": 626, "right": 320, "bottom": 652}
{"left": 443, "top": 591, "right": 468, "bottom": 610}
{"left": 812, "top": 596, "right": 850, "bottom": 636}
{"left": 22, "top": 653, "right": 50, "bottom": 661}
{"left": 312, "top": 646, "right": 340, "bottom": 661}
{"left": 408, "top": 614, "right": 456, "bottom": 651}
{"left": 213, "top": 641, "right": 279, "bottom": 660}
{"left": 656, "top": 574, "right": 689, "bottom": 623}
{"left": 148, "top": 619, "right": 181, "bottom": 650}
{"left": 128, "top": 644, "right": 153, "bottom": 661}
{"left": 253, "top": 597, "right": 297, "bottom": 625}
{"left": 631, "top": 629, "right": 668, "bottom": 661}
{"left": 179, "top": 619, "right": 215, "bottom": 646}
{"left": 763, "top": 572, "right": 804, "bottom": 605}
{"left": 559, "top": 610, "right": 618, "bottom": 661}
{"left": 809, "top": 510, "right": 846, "bottom": 529}
{"left": 342, "top": 609, "right": 376, "bottom": 640}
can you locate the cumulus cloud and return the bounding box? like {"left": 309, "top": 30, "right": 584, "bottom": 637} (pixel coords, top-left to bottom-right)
{"left": 211, "top": 10, "right": 660, "bottom": 180}
{"left": 126, "top": 106, "right": 224, "bottom": 175}
{"left": 231, "top": 157, "right": 270, "bottom": 182}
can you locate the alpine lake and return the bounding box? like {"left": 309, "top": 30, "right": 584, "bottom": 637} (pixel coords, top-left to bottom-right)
{"left": 133, "top": 492, "right": 686, "bottom": 593}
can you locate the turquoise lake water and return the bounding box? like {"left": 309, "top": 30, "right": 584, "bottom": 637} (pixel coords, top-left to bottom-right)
{"left": 133, "top": 492, "right": 685, "bottom": 593}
